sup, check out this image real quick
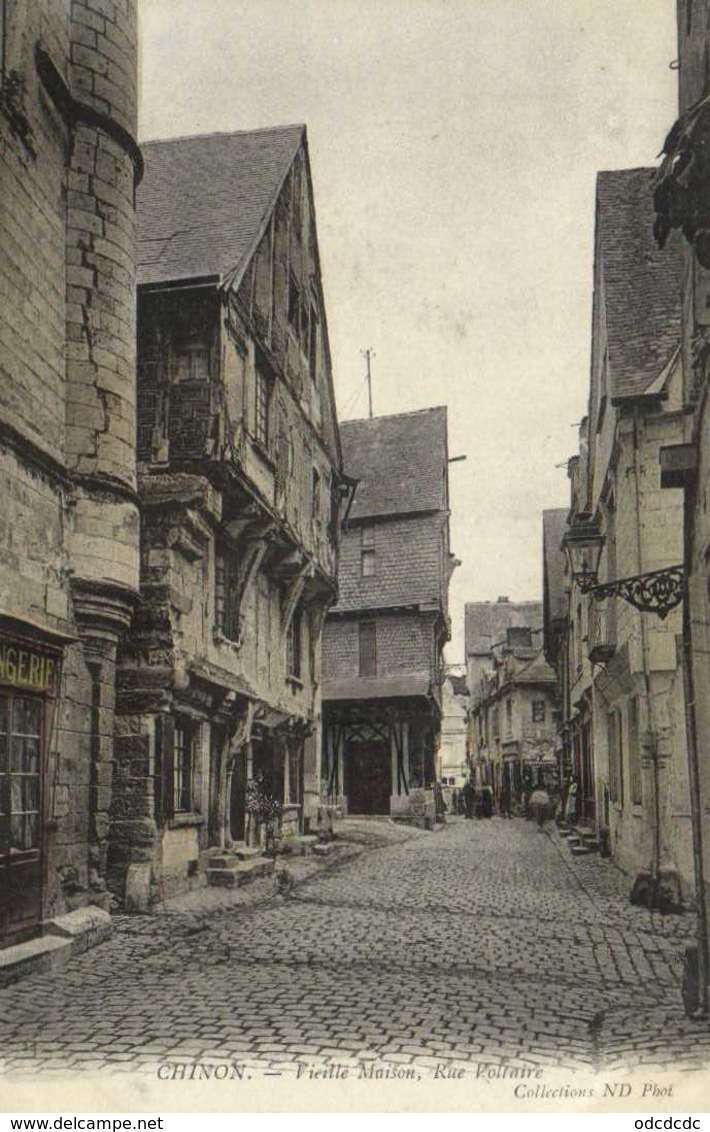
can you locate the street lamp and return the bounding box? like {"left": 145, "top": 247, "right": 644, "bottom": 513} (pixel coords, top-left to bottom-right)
{"left": 562, "top": 516, "right": 684, "bottom": 620}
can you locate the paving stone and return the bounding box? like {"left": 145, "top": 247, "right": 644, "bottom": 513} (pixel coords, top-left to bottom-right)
{"left": 0, "top": 818, "right": 702, "bottom": 1077}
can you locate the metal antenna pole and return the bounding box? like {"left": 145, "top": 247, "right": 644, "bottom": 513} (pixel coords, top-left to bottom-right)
{"left": 361, "top": 348, "right": 375, "bottom": 419}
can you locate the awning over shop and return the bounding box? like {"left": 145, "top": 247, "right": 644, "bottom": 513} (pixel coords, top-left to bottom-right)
{"left": 322, "top": 673, "right": 432, "bottom": 703}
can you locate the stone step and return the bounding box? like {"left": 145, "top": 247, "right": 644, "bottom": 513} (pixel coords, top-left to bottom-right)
{"left": 207, "top": 845, "right": 264, "bottom": 868}
{"left": 312, "top": 841, "right": 337, "bottom": 857}
{"left": 207, "top": 857, "right": 274, "bottom": 888}
{"left": 570, "top": 844, "right": 596, "bottom": 856}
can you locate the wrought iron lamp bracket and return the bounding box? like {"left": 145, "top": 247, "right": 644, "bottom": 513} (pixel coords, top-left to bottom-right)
{"left": 578, "top": 565, "right": 684, "bottom": 620}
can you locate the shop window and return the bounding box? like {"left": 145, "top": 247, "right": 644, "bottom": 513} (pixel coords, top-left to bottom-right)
{"left": 286, "top": 607, "right": 302, "bottom": 680}
{"left": 0, "top": 693, "right": 41, "bottom": 853}
{"left": 359, "top": 621, "right": 377, "bottom": 677}
{"left": 255, "top": 363, "right": 271, "bottom": 448}
{"left": 361, "top": 527, "right": 376, "bottom": 577}
{"left": 532, "top": 700, "right": 546, "bottom": 723}
{"left": 215, "top": 540, "right": 240, "bottom": 641}
{"left": 173, "top": 720, "right": 195, "bottom": 814}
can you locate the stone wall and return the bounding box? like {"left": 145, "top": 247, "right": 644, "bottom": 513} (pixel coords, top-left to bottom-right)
{"left": 0, "top": 0, "right": 139, "bottom": 934}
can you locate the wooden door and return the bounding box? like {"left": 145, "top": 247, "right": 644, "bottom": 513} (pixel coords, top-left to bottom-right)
{"left": 345, "top": 740, "right": 391, "bottom": 814}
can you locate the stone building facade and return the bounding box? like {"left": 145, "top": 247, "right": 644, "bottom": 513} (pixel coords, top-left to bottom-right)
{"left": 0, "top": 0, "right": 139, "bottom": 946}
{"left": 467, "top": 619, "right": 558, "bottom": 809}
{"left": 437, "top": 671, "right": 468, "bottom": 788}
{"left": 321, "top": 408, "right": 455, "bottom": 823}
{"left": 555, "top": 169, "right": 693, "bottom": 901}
{"left": 653, "top": 0, "right": 710, "bottom": 1002}
{"left": 111, "top": 127, "right": 345, "bottom": 904}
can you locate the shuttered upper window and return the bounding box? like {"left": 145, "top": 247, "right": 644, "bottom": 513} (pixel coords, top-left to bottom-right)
{"left": 359, "top": 621, "right": 377, "bottom": 677}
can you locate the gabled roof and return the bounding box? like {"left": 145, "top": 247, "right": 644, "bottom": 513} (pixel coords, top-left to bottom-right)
{"left": 341, "top": 407, "right": 447, "bottom": 520}
{"left": 136, "top": 125, "right": 305, "bottom": 287}
{"left": 542, "top": 508, "right": 568, "bottom": 626}
{"left": 595, "top": 169, "right": 682, "bottom": 401}
{"left": 513, "top": 651, "right": 557, "bottom": 687}
{"left": 465, "top": 600, "right": 542, "bottom": 658}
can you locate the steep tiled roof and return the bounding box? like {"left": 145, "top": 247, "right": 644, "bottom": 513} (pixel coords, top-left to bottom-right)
{"left": 136, "top": 125, "right": 305, "bottom": 287}
{"left": 342, "top": 407, "right": 447, "bottom": 520}
{"left": 596, "top": 169, "right": 682, "bottom": 400}
{"left": 465, "top": 601, "right": 542, "bottom": 658}
{"left": 542, "top": 509, "right": 568, "bottom": 626}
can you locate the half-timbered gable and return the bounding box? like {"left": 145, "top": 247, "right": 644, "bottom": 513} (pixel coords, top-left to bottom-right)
{"left": 115, "top": 126, "right": 345, "bottom": 905}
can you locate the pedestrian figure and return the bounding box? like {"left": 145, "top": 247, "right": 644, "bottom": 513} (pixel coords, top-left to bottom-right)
{"left": 499, "top": 782, "right": 512, "bottom": 819}
{"left": 565, "top": 776, "right": 578, "bottom": 831}
{"left": 434, "top": 780, "right": 447, "bottom": 823}
{"left": 530, "top": 779, "right": 550, "bottom": 831}
{"left": 480, "top": 785, "right": 493, "bottom": 819}
{"left": 462, "top": 777, "right": 475, "bottom": 819}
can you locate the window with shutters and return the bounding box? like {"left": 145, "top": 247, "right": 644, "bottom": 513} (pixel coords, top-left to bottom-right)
{"left": 532, "top": 700, "right": 546, "bottom": 723}
{"left": 607, "top": 709, "right": 623, "bottom": 805}
{"left": 173, "top": 719, "right": 195, "bottom": 814}
{"left": 172, "top": 342, "right": 210, "bottom": 382}
{"left": 288, "top": 274, "right": 300, "bottom": 334}
{"left": 312, "top": 468, "right": 321, "bottom": 524}
{"left": 628, "top": 695, "right": 643, "bottom": 805}
{"left": 255, "top": 364, "right": 271, "bottom": 448}
{"left": 215, "top": 540, "right": 240, "bottom": 641}
{"left": 286, "top": 606, "right": 302, "bottom": 680}
{"left": 361, "top": 526, "right": 376, "bottom": 577}
{"left": 359, "top": 621, "right": 377, "bottom": 677}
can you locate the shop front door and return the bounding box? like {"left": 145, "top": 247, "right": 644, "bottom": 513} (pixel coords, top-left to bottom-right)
{"left": 345, "top": 740, "right": 391, "bottom": 814}
{"left": 0, "top": 693, "right": 43, "bottom": 947}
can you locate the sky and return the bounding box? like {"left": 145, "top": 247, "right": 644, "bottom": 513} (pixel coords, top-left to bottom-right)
{"left": 139, "top": 0, "right": 679, "bottom": 662}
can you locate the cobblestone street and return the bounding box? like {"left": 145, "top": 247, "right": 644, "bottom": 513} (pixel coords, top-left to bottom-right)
{"left": 1, "top": 817, "right": 709, "bottom": 1081}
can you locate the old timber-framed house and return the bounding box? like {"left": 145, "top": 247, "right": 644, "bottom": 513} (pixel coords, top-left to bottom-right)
{"left": 321, "top": 408, "right": 455, "bottom": 825}
{"left": 112, "top": 126, "right": 345, "bottom": 905}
